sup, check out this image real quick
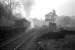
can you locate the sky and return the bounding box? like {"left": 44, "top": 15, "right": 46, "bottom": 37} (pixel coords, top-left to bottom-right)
{"left": 30, "top": 0, "right": 74, "bottom": 20}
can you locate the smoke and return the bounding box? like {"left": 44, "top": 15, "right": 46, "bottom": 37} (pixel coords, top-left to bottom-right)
{"left": 22, "top": 0, "right": 35, "bottom": 29}
{"left": 10, "top": 0, "right": 34, "bottom": 18}
{"left": 1, "top": 0, "right": 42, "bottom": 29}
{"left": 22, "top": 0, "right": 34, "bottom": 17}
{"left": 1, "top": 0, "right": 35, "bottom": 29}
{"left": 11, "top": 0, "right": 34, "bottom": 29}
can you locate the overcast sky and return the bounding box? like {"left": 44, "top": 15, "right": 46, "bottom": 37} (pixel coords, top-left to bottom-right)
{"left": 30, "top": 0, "right": 74, "bottom": 20}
